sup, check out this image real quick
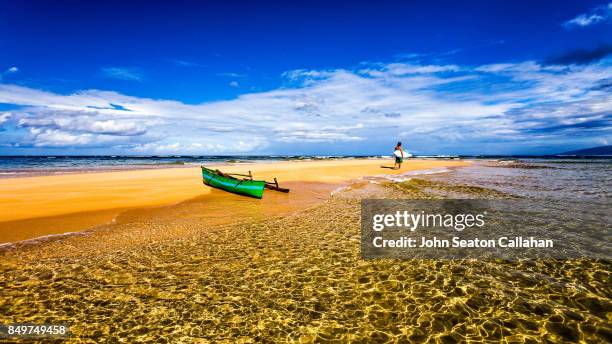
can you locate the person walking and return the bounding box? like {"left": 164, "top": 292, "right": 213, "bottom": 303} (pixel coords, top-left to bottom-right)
{"left": 393, "top": 142, "right": 405, "bottom": 169}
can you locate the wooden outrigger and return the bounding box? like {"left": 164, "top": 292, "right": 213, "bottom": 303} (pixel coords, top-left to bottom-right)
{"left": 214, "top": 169, "right": 290, "bottom": 193}
{"left": 201, "top": 166, "right": 289, "bottom": 198}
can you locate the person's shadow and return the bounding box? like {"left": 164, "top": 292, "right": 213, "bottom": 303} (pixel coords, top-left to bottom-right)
{"left": 380, "top": 165, "right": 396, "bottom": 169}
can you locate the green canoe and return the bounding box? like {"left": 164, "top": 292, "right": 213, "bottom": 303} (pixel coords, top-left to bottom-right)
{"left": 201, "top": 166, "right": 266, "bottom": 198}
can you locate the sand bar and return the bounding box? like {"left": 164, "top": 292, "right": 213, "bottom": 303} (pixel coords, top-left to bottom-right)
{"left": 0, "top": 158, "right": 468, "bottom": 243}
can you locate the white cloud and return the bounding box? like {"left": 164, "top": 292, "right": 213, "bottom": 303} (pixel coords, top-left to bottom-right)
{"left": 566, "top": 13, "right": 605, "bottom": 27}
{"left": 16, "top": 111, "right": 148, "bottom": 136}
{"left": 132, "top": 136, "right": 267, "bottom": 154}
{"left": 282, "top": 69, "right": 332, "bottom": 81}
{"left": 1, "top": 57, "right": 611, "bottom": 153}
{"left": 273, "top": 123, "right": 365, "bottom": 143}
{"left": 133, "top": 142, "right": 181, "bottom": 152}
{"left": 0, "top": 112, "right": 11, "bottom": 124}
{"left": 88, "top": 119, "right": 146, "bottom": 135}
{"left": 218, "top": 72, "right": 246, "bottom": 78}
{"left": 563, "top": 3, "right": 612, "bottom": 28}
{"left": 101, "top": 67, "right": 143, "bottom": 81}
{"left": 361, "top": 63, "right": 460, "bottom": 76}
{"left": 0, "top": 66, "right": 19, "bottom": 81}
{"left": 229, "top": 80, "right": 239, "bottom": 88}
{"left": 169, "top": 59, "right": 200, "bottom": 67}
{"left": 29, "top": 128, "right": 93, "bottom": 147}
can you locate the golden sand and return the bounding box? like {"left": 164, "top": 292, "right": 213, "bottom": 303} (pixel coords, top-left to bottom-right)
{"left": 0, "top": 158, "right": 468, "bottom": 243}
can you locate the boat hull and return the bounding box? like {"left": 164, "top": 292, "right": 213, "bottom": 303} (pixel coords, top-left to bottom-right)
{"left": 201, "top": 167, "right": 266, "bottom": 198}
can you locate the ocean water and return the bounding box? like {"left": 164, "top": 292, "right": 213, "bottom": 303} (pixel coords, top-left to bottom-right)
{"left": 0, "top": 155, "right": 384, "bottom": 177}
{"left": 0, "top": 155, "right": 275, "bottom": 176}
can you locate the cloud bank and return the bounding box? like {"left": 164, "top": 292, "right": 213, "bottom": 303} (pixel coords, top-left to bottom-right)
{"left": 1, "top": 56, "right": 611, "bottom": 154}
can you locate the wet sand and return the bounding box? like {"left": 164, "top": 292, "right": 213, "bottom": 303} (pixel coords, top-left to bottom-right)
{"left": 0, "top": 158, "right": 468, "bottom": 244}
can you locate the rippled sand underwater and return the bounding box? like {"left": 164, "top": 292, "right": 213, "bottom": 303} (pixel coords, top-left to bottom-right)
{"left": 1, "top": 169, "right": 611, "bottom": 342}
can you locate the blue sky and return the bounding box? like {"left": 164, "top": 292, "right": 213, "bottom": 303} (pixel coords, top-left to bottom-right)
{"left": 0, "top": 0, "right": 611, "bottom": 155}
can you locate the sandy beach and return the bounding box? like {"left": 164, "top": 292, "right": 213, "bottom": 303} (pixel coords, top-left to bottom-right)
{"left": 1, "top": 158, "right": 610, "bottom": 343}
{"left": 0, "top": 158, "right": 467, "bottom": 244}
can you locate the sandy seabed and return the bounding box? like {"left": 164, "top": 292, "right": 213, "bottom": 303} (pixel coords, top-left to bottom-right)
{"left": 0, "top": 160, "right": 610, "bottom": 343}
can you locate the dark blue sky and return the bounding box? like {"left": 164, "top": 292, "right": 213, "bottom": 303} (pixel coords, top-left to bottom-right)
{"left": 1, "top": 0, "right": 608, "bottom": 102}
{"left": 0, "top": 1, "right": 610, "bottom": 155}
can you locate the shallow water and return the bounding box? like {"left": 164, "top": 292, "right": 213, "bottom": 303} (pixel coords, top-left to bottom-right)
{"left": 0, "top": 160, "right": 610, "bottom": 342}
{"left": 428, "top": 159, "right": 612, "bottom": 201}
{"left": 0, "top": 181, "right": 337, "bottom": 247}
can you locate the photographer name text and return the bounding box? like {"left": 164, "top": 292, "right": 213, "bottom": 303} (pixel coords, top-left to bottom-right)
{"left": 372, "top": 236, "right": 553, "bottom": 248}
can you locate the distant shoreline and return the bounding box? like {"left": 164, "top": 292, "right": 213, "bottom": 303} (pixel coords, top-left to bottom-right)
{"left": 0, "top": 155, "right": 609, "bottom": 178}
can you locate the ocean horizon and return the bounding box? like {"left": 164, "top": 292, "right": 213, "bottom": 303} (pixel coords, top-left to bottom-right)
{"left": 0, "top": 154, "right": 610, "bottom": 176}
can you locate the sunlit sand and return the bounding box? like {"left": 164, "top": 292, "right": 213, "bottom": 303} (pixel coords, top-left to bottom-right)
{"left": 0, "top": 158, "right": 468, "bottom": 244}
